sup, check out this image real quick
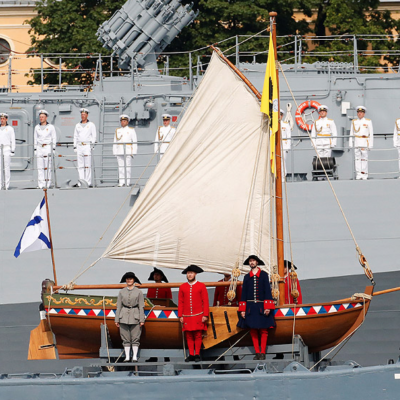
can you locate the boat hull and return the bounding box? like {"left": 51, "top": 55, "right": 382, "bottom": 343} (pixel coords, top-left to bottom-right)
{"left": 36, "top": 287, "right": 372, "bottom": 359}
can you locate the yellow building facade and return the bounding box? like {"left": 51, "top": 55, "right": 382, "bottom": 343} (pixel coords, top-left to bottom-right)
{"left": 0, "top": 1, "right": 41, "bottom": 92}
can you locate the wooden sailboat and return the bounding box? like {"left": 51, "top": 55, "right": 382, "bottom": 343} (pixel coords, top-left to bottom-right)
{"left": 29, "top": 13, "right": 374, "bottom": 360}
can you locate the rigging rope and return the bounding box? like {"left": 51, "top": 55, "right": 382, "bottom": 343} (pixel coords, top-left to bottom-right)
{"left": 278, "top": 62, "right": 375, "bottom": 286}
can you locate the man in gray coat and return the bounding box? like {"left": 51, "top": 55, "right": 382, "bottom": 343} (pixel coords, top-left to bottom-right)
{"left": 115, "top": 272, "right": 145, "bottom": 362}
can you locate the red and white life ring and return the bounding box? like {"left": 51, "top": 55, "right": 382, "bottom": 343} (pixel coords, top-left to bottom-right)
{"left": 295, "top": 100, "right": 321, "bottom": 131}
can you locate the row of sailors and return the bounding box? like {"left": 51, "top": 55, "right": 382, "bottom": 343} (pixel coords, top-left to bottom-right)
{"left": 2, "top": 105, "right": 395, "bottom": 188}
{"left": 116, "top": 257, "right": 302, "bottom": 363}
{"left": 283, "top": 105, "right": 382, "bottom": 180}
{"left": 0, "top": 109, "right": 176, "bottom": 189}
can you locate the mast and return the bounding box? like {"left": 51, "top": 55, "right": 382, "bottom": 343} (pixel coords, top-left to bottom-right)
{"left": 43, "top": 188, "right": 58, "bottom": 285}
{"left": 269, "top": 12, "right": 285, "bottom": 305}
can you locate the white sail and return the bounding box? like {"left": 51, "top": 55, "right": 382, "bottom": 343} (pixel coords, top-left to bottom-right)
{"left": 102, "top": 51, "right": 275, "bottom": 274}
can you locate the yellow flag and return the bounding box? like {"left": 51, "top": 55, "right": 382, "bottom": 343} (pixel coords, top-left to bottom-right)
{"left": 260, "top": 31, "right": 279, "bottom": 175}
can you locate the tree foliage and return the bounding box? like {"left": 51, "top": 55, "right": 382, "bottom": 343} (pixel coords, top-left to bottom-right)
{"left": 26, "top": 0, "right": 400, "bottom": 85}
{"left": 27, "top": 0, "right": 125, "bottom": 85}
{"left": 300, "top": 0, "right": 400, "bottom": 70}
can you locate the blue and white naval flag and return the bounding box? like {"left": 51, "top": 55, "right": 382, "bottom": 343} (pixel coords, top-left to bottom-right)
{"left": 14, "top": 196, "right": 51, "bottom": 258}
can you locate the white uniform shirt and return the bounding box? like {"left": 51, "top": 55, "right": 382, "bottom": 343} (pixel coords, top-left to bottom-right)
{"left": 281, "top": 121, "right": 291, "bottom": 150}
{"left": 393, "top": 119, "right": 400, "bottom": 147}
{"left": 0, "top": 125, "right": 16, "bottom": 152}
{"left": 311, "top": 117, "right": 337, "bottom": 149}
{"left": 73, "top": 121, "right": 97, "bottom": 147}
{"left": 113, "top": 126, "right": 137, "bottom": 156}
{"left": 34, "top": 123, "right": 57, "bottom": 150}
{"left": 349, "top": 118, "right": 373, "bottom": 148}
{"left": 154, "top": 125, "right": 176, "bottom": 154}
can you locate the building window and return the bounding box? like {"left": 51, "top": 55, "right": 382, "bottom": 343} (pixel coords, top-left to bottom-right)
{"left": 0, "top": 38, "right": 11, "bottom": 65}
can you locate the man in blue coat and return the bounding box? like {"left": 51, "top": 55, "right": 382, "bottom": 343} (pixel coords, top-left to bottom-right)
{"left": 237, "top": 255, "right": 275, "bottom": 360}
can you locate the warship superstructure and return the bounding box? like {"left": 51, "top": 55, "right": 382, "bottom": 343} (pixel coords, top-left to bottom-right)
{"left": 0, "top": 1, "right": 400, "bottom": 394}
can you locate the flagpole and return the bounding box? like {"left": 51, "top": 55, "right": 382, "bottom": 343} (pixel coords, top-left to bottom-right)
{"left": 43, "top": 188, "right": 57, "bottom": 285}
{"left": 269, "top": 12, "right": 285, "bottom": 306}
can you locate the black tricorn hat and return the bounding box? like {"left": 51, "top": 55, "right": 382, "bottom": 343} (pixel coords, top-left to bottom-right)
{"left": 148, "top": 267, "right": 169, "bottom": 283}
{"left": 284, "top": 260, "right": 297, "bottom": 270}
{"left": 181, "top": 264, "right": 204, "bottom": 274}
{"left": 243, "top": 255, "right": 265, "bottom": 266}
{"left": 120, "top": 271, "right": 141, "bottom": 284}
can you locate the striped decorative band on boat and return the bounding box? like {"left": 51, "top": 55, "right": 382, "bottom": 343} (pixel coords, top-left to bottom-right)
{"left": 274, "top": 302, "right": 362, "bottom": 317}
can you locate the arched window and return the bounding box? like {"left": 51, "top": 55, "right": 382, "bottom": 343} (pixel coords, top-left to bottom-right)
{"left": 0, "top": 38, "right": 11, "bottom": 64}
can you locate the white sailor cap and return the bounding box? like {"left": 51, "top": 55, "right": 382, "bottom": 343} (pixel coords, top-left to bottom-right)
{"left": 280, "top": 109, "right": 284, "bottom": 114}
{"left": 0, "top": 112, "right": 8, "bottom": 118}
{"left": 80, "top": 108, "right": 89, "bottom": 114}
{"left": 119, "top": 114, "right": 130, "bottom": 121}
{"left": 162, "top": 114, "right": 171, "bottom": 120}
{"left": 318, "top": 105, "right": 328, "bottom": 112}
{"left": 38, "top": 109, "right": 49, "bottom": 116}
{"left": 356, "top": 105, "right": 366, "bottom": 112}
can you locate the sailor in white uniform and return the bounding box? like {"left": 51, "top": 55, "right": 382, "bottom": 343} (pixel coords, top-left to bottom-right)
{"left": 0, "top": 113, "right": 15, "bottom": 190}
{"left": 311, "top": 105, "right": 337, "bottom": 158}
{"left": 393, "top": 118, "right": 400, "bottom": 173}
{"left": 349, "top": 106, "right": 374, "bottom": 180}
{"left": 154, "top": 114, "right": 176, "bottom": 159}
{"left": 73, "top": 108, "right": 97, "bottom": 186}
{"left": 34, "top": 110, "right": 57, "bottom": 189}
{"left": 280, "top": 109, "right": 291, "bottom": 178}
{"left": 113, "top": 114, "right": 137, "bottom": 187}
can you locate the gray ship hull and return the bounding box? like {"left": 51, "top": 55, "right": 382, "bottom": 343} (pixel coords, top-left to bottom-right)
{"left": 0, "top": 359, "right": 399, "bottom": 400}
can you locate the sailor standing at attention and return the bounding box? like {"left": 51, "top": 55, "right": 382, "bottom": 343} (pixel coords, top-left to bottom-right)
{"left": 113, "top": 114, "right": 137, "bottom": 187}
{"left": 73, "top": 108, "right": 96, "bottom": 186}
{"left": 146, "top": 267, "right": 173, "bottom": 300}
{"left": 34, "top": 110, "right": 57, "bottom": 189}
{"left": 237, "top": 255, "right": 275, "bottom": 360}
{"left": 349, "top": 106, "right": 373, "bottom": 180}
{"left": 0, "top": 113, "right": 15, "bottom": 190}
{"left": 393, "top": 117, "right": 400, "bottom": 174}
{"left": 311, "top": 105, "right": 337, "bottom": 158}
{"left": 115, "top": 272, "right": 145, "bottom": 362}
{"left": 178, "top": 265, "right": 209, "bottom": 362}
{"left": 280, "top": 109, "right": 291, "bottom": 178}
{"left": 154, "top": 114, "right": 176, "bottom": 159}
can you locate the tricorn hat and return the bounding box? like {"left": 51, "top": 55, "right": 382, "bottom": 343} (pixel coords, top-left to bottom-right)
{"left": 243, "top": 255, "right": 265, "bottom": 266}
{"left": 182, "top": 264, "right": 204, "bottom": 274}
{"left": 284, "top": 260, "right": 297, "bottom": 270}
{"left": 120, "top": 271, "right": 141, "bottom": 284}
{"left": 148, "top": 267, "right": 169, "bottom": 283}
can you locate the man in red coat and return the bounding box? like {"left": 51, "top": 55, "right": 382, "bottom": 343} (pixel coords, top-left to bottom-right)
{"left": 146, "top": 267, "right": 173, "bottom": 300}
{"left": 284, "top": 260, "right": 303, "bottom": 305}
{"left": 213, "top": 273, "right": 242, "bottom": 307}
{"left": 178, "top": 264, "right": 209, "bottom": 362}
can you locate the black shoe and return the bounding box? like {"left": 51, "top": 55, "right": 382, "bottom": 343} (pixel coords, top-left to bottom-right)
{"left": 194, "top": 355, "right": 201, "bottom": 362}
{"left": 146, "top": 357, "right": 158, "bottom": 362}
{"left": 259, "top": 353, "right": 266, "bottom": 360}
{"left": 253, "top": 354, "right": 260, "bottom": 360}
{"left": 273, "top": 354, "right": 284, "bottom": 360}
{"left": 123, "top": 359, "right": 130, "bottom": 363}
{"left": 132, "top": 359, "right": 138, "bottom": 363}
{"left": 185, "top": 355, "right": 195, "bottom": 362}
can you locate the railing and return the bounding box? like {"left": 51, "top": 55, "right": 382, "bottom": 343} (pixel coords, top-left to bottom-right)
{"left": 1, "top": 135, "right": 400, "bottom": 190}
{"left": 1, "top": 34, "right": 400, "bottom": 92}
